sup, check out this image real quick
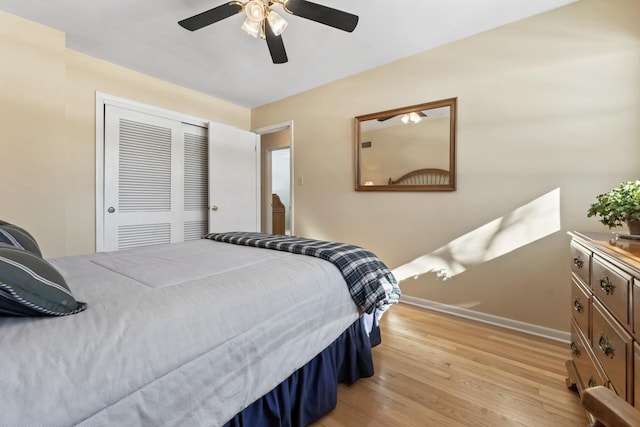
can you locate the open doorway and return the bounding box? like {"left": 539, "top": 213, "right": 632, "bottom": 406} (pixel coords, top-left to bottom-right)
{"left": 255, "top": 122, "right": 293, "bottom": 235}
{"left": 270, "top": 148, "right": 291, "bottom": 234}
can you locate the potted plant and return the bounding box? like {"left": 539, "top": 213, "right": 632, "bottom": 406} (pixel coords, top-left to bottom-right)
{"left": 587, "top": 180, "right": 640, "bottom": 235}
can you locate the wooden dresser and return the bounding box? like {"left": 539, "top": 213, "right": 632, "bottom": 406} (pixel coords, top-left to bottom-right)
{"left": 566, "top": 231, "right": 640, "bottom": 413}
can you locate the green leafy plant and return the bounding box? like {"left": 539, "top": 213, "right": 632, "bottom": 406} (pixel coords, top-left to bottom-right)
{"left": 587, "top": 180, "right": 640, "bottom": 229}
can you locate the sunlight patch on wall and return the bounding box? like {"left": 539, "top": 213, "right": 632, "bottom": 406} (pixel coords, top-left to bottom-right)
{"left": 392, "top": 188, "right": 562, "bottom": 282}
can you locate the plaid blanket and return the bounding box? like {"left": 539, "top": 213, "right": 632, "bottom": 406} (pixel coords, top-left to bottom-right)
{"left": 205, "top": 232, "right": 400, "bottom": 316}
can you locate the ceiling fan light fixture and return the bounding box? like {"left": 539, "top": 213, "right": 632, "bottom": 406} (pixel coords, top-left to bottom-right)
{"left": 244, "top": 0, "right": 266, "bottom": 21}
{"left": 409, "top": 112, "right": 422, "bottom": 123}
{"left": 241, "top": 17, "right": 263, "bottom": 38}
{"left": 401, "top": 112, "right": 422, "bottom": 124}
{"left": 267, "top": 10, "right": 288, "bottom": 36}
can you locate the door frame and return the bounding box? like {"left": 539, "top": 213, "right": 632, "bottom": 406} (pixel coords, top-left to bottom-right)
{"left": 253, "top": 121, "right": 294, "bottom": 236}
{"left": 95, "top": 92, "right": 210, "bottom": 252}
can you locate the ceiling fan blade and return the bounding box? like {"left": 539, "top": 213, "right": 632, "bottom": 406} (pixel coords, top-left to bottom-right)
{"left": 178, "top": 2, "right": 243, "bottom": 31}
{"left": 284, "top": 0, "right": 358, "bottom": 32}
{"left": 265, "top": 22, "right": 288, "bottom": 64}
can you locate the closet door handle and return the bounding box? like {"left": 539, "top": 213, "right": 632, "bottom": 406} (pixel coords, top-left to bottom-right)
{"left": 107, "top": 207, "right": 116, "bottom": 213}
{"left": 211, "top": 206, "right": 219, "bottom": 212}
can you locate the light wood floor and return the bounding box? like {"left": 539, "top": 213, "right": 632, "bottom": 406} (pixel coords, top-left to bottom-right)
{"left": 312, "top": 303, "right": 588, "bottom": 427}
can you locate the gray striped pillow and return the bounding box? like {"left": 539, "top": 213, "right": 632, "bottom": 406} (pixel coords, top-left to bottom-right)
{"left": 0, "top": 222, "right": 42, "bottom": 257}
{"left": 0, "top": 243, "right": 87, "bottom": 316}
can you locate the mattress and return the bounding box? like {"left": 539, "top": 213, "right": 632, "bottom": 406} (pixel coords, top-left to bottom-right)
{"left": 0, "top": 239, "right": 360, "bottom": 427}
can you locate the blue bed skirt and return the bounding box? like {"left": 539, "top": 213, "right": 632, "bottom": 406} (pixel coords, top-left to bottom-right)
{"left": 223, "top": 315, "right": 379, "bottom": 427}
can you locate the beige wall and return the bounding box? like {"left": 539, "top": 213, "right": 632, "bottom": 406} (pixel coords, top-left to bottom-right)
{"left": 251, "top": 0, "right": 640, "bottom": 332}
{"left": 0, "top": 10, "right": 251, "bottom": 257}
{"left": 0, "top": 11, "right": 67, "bottom": 257}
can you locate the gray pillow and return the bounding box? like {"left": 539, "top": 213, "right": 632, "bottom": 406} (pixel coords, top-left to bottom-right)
{"left": 0, "top": 243, "right": 87, "bottom": 316}
{"left": 0, "top": 222, "right": 42, "bottom": 257}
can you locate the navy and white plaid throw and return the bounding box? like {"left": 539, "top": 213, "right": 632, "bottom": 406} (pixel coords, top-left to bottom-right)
{"left": 205, "top": 232, "right": 400, "bottom": 315}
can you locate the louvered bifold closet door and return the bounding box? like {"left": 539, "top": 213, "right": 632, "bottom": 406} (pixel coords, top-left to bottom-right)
{"left": 103, "top": 106, "right": 193, "bottom": 251}
{"left": 183, "top": 123, "right": 208, "bottom": 241}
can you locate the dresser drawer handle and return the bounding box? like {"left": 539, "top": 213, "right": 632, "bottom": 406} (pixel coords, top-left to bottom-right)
{"left": 570, "top": 342, "right": 580, "bottom": 357}
{"left": 572, "top": 298, "right": 584, "bottom": 313}
{"left": 598, "top": 334, "right": 614, "bottom": 357}
{"left": 588, "top": 376, "right": 596, "bottom": 388}
{"left": 573, "top": 257, "right": 584, "bottom": 269}
{"left": 599, "top": 276, "right": 615, "bottom": 295}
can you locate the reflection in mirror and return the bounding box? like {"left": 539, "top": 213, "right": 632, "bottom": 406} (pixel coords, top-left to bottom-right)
{"left": 355, "top": 97, "right": 457, "bottom": 191}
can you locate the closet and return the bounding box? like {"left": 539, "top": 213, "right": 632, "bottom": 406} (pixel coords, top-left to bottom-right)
{"left": 97, "top": 96, "right": 258, "bottom": 252}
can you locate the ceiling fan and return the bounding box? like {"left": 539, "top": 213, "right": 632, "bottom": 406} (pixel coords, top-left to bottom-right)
{"left": 178, "top": 0, "right": 359, "bottom": 64}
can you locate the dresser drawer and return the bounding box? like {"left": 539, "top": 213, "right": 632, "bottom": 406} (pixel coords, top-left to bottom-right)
{"left": 570, "top": 241, "right": 591, "bottom": 286}
{"left": 592, "top": 300, "right": 633, "bottom": 402}
{"left": 571, "top": 318, "right": 607, "bottom": 390}
{"left": 571, "top": 276, "right": 590, "bottom": 339}
{"left": 592, "top": 255, "right": 632, "bottom": 330}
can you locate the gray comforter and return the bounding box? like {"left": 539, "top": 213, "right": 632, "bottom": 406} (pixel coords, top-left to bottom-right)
{"left": 0, "top": 239, "right": 360, "bottom": 427}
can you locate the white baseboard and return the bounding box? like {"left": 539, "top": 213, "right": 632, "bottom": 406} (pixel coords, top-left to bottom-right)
{"left": 400, "top": 295, "right": 570, "bottom": 344}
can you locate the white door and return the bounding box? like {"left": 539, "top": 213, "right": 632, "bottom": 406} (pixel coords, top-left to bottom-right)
{"left": 103, "top": 106, "right": 210, "bottom": 251}
{"left": 104, "top": 106, "right": 180, "bottom": 250}
{"left": 208, "top": 123, "right": 259, "bottom": 232}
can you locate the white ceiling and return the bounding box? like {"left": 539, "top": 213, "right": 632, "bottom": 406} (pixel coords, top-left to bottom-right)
{"left": 0, "top": 0, "right": 576, "bottom": 108}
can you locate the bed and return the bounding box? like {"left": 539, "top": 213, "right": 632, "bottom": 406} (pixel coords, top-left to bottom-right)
{"left": 0, "top": 226, "right": 399, "bottom": 427}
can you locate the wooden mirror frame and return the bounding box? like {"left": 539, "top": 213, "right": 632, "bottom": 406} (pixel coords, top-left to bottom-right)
{"left": 354, "top": 97, "right": 457, "bottom": 192}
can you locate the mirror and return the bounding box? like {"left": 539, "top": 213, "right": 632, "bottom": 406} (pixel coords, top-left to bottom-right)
{"left": 355, "top": 97, "right": 457, "bottom": 191}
